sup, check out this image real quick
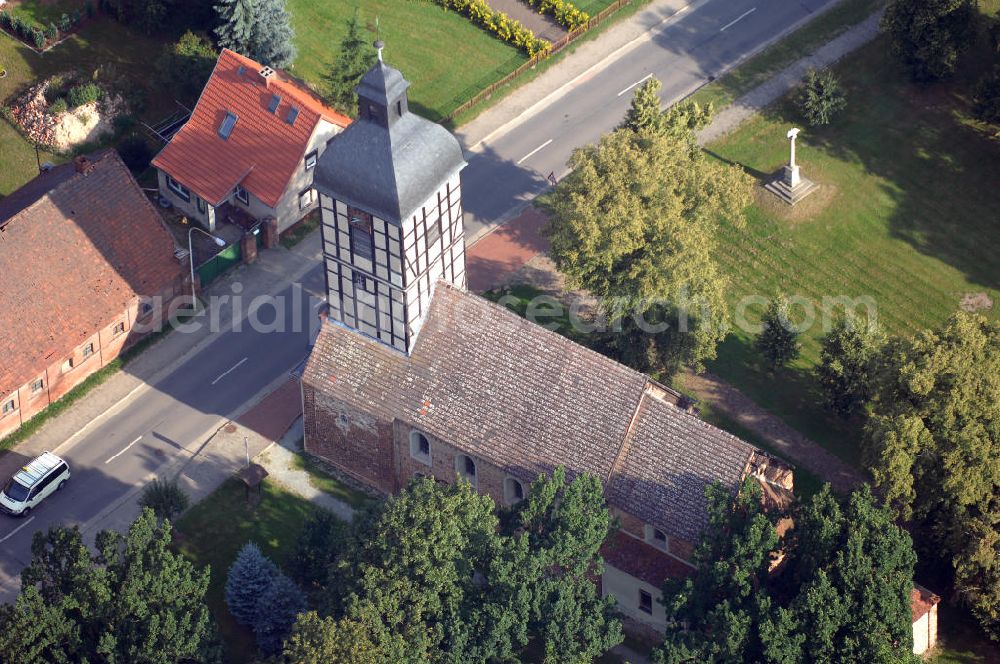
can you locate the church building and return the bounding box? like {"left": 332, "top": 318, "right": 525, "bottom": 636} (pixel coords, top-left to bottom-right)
{"left": 300, "top": 45, "right": 794, "bottom": 633}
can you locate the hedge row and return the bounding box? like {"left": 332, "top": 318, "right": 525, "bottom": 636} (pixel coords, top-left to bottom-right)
{"left": 0, "top": 7, "right": 85, "bottom": 49}
{"left": 425, "top": 0, "right": 551, "bottom": 57}
{"left": 523, "top": 0, "right": 589, "bottom": 31}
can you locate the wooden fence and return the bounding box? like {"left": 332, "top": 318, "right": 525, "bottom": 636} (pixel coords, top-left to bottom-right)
{"left": 446, "top": 0, "right": 633, "bottom": 120}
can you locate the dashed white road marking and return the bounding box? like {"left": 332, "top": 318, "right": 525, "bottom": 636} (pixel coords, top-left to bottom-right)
{"left": 211, "top": 357, "right": 248, "bottom": 386}
{"left": 516, "top": 139, "right": 554, "bottom": 165}
{"left": 617, "top": 73, "right": 654, "bottom": 97}
{"left": 0, "top": 517, "right": 35, "bottom": 544}
{"left": 105, "top": 436, "right": 143, "bottom": 465}
{"left": 720, "top": 7, "right": 756, "bottom": 32}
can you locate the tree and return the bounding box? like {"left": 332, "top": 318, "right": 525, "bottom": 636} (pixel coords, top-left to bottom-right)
{"left": 756, "top": 295, "right": 801, "bottom": 369}
{"left": 510, "top": 467, "right": 622, "bottom": 662}
{"left": 816, "top": 317, "right": 885, "bottom": 417}
{"left": 279, "top": 611, "right": 385, "bottom": 663}
{"left": 214, "top": 0, "right": 255, "bottom": 54}
{"left": 542, "top": 127, "right": 752, "bottom": 377}
{"left": 2, "top": 509, "right": 216, "bottom": 663}
{"left": 225, "top": 541, "right": 277, "bottom": 626}
{"left": 621, "top": 77, "right": 713, "bottom": 146}
{"left": 101, "top": 0, "right": 173, "bottom": 34}
{"left": 881, "top": 0, "right": 978, "bottom": 81}
{"left": 326, "top": 9, "right": 377, "bottom": 117}
{"left": 254, "top": 572, "right": 307, "bottom": 656}
{"left": 761, "top": 486, "right": 918, "bottom": 664}
{"left": 156, "top": 30, "right": 218, "bottom": 104}
{"left": 973, "top": 66, "right": 1000, "bottom": 124}
{"left": 249, "top": 0, "right": 296, "bottom": 69}
{"left": 654, "top": 479, "right": 779, "bottom": 664}
{"left": 139, "top": 477, "right": 190, "bottom": 522}
{"left": 797, "top": 68, "right": 847, "bottom": 126}
{"left": 289, "top": 508, "right": 347, "bottom": 590}
{"left": 865, "top": 313, "right": 1000, "bottom": 639}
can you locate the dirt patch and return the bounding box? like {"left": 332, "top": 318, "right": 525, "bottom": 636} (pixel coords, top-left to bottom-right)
{"left": 9, "top": 78, "right": 121, "bottom": 151}
{"left": 960, "top": 292, "right": 994, "bottom": 312}
{"left": 755, "top": 173, "right": 839, "bottom": 225}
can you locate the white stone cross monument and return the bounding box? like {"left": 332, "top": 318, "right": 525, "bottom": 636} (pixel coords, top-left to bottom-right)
{"left": 765, "top": 126, "right": 817, "bottom": 205}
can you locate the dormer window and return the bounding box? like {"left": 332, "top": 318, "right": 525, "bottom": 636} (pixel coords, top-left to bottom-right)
{"left": 218, "top": 111, "right": 238, "bottom": 140}
{"left": 286, "top": 106, "right": 299, "bottom": 125}
{"left": 268, "top": 94, "right": 281, "bottom": 113}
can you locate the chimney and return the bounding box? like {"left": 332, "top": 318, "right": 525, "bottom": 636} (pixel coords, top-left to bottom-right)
{"left": 73, "top": 155, "right": 93, "bottom": 174}
{"left": 259, "top": 66, "right": 275, "bottom": 87}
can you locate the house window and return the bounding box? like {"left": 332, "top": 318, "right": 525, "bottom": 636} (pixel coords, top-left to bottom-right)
{"left": 299, "top": 188, "right": 316, "bottom": 210}
{"left": 166, "top": 175, "right": 190, "bottom": 201}
{"left": 426, "top": 217, "right": 441, "bottom": 247}
{"left": 82, "top": 343, "right": 95, "bottom": 359}
{"left": 196, "top": 197, "right": 206, "bottom": 214}
{"left": 113, "top": 322, "right": 126, "bottom": 336}
{"left": 639, "top": 590, "right": 653, "bottom": 615}
{"left": 139, "top": 301, "right": 154, "bottom": 318}
{"left": 505, "top": 477, "right": 524, "bottom": 504}
{"left": 1, "top": 399, "right": 15, "bottom": 415}
{"left": 645, "top": 525, "right": 668, "bottom": 551}
{"left": 304, "top": 151, "right": 318, "bottom": 171}
{"left": 409, "top": 431, "right": 431, "bottom": 466}
{"left": 30, "top": 378, "right": 44, "bottom": 394}
{"left": 218, "top": 111, "right": 238, "bottom": 139}
{"left": 62, "top": 358, "right": 75, "bottom": 373}
{"left": 350, "top": 224, "right": 373, "bottom": 261}
{"left": 268, "top": 94, "right": 281, "bottom": 113}
{"left": 455, "top": 454, "right": 476, "bottom": 484}
{"left": 235, "top": 185, "right": 249, "bottom": 205}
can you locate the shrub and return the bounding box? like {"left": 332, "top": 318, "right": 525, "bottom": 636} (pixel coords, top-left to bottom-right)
{"left": 816, "top": 318, "right": 884, "bottom": 417}
{"left": 252, "top": 572, "right": 307, "bottom": 656}
{"left": 45, "top": 22, "right": 58, "bottom": 41}
{"left": 31, "top": 27, "right": 45, "bottom": 49}
{"left": 525, "top": 0, "right": 589, "bottom": 31}
{"left": 67, "top": 82, "right": 102, "bottom": 108}
{"left": 138, "top": 477, "right": 190, "bottom": 521}
{"left": 59, "top": 12, "right": 72, "bottom": 32}
{"left": 419, "top": 0, "right": 550, "bottom": 57}
{"left": 797, "top": 68, "right": 846, "bottom": 126}
{"left": 973, "top": 66, "right": 1000, "bottom": 125}
{"left": 756, "top": 295, "right": 801, "bottom": 369}
{"left": 48, "top": 98, "right": 68, "bottom": 115}
{"left": 225, "top": 542, "right": 277, "bottom": 626}
{"left": 156, "top": 31, "right": 217, "bottom": 104}
{"left": 0, "top": 11, "right": 11, "bottom": 31}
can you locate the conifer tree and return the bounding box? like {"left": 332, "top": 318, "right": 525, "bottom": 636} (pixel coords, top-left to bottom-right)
{"left": 214, "top": 0, "right": 255, "bottom": 54}
{"left": 250, "top": 0, "right": 296, "bottom": 68}
{"left": 253, "top": 572, "right": 307, "bottom": 656}
{"left": 326, "top": 9, "right": 377, "bottom": 117}
{"left": 756, "top": 295, "right": 801, "bottom": 369}
{"left": 225, "top": 541, "right": 277, "bottom": 626}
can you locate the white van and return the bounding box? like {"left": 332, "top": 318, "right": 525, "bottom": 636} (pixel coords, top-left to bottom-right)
{"left": 0, "top": 452, "right": 71, "bottom": 517}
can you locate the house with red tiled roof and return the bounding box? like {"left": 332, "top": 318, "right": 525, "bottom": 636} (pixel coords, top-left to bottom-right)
{"left": 0, "top": 151, "right": 186, "bottom": 439}
{"left": 152, "top": 49, "right": 351, "bottom": 235}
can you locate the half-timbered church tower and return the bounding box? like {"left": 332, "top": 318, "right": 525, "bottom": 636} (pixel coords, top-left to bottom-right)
{"left": 313, "top": 42, "right": 467, "bottom": 353}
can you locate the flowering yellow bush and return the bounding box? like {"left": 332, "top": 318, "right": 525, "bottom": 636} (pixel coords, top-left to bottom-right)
{"left": 427, "top": 0, "right": 552, "bottom": 57}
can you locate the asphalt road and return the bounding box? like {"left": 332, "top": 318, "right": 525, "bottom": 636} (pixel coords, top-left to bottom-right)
{"left": 0, "top": 0, "right": 841, "bottom": 596}
{"left": 0, "top": 267, "right": 327, "bottom": 597}
{"left": 462, "top": 0, "right": 841, "bottom": 239}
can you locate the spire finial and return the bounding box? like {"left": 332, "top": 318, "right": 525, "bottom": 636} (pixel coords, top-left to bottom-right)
{"left": 375, "top": 39, "right": 384, "bottom": 63}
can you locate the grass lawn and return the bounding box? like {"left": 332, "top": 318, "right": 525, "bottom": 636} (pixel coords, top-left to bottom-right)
{"left": 287, "top": 0, "right": 527, "bottom": 122}
{"left": 704, "top": 28, "right": 1000, "bottom": 463}
{"left": 0, "top": 19, "right": 175, "bottom": 197}
{"left": 574, "top": 0, "right": 621, "bottom": 17}
{"left": 689, "top": 0, "right": 885, "bottom": 111}
{"left": 174, "top": 477, "right": 326, "bottom": 663}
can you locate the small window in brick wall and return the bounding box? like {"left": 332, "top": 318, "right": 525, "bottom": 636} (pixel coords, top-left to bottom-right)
{"left": 409, "top": 431, "right": 431, "bottom": 466}
{"left": 455, "top": 454, "right": 476, "bottom": 485}
{"left": 639, "top": 590, "right": 653, "bottom": 614}
{"left": 645, "top": 524, "right": 668, "bottom": 551}
{"left": 505, "top": 477, "right": 524, "bottom": 504}
{"left": 113, "top": 322, "right": 126, "bottom": 337}
{"left": 1, "top": 399, "right": 15, "bottom": 415}
{"left": 30, "top": 378, "right": 44, "bottom": 394}
{"left": 82, "top": 343, "right": 95, "bottom": 359}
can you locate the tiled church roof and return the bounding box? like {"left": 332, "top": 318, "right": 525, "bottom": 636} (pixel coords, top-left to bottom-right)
{"left": 304, "top": 282, "right": 770, "bottom": 543}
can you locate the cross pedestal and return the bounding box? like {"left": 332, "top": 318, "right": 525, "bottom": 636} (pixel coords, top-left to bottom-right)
{"left": 766, "top": 127, "right": 817, "bottom": 205}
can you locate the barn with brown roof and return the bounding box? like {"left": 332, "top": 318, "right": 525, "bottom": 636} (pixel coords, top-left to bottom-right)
{"left": 0, "top": 150, "right": 186, "bottom": 439}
